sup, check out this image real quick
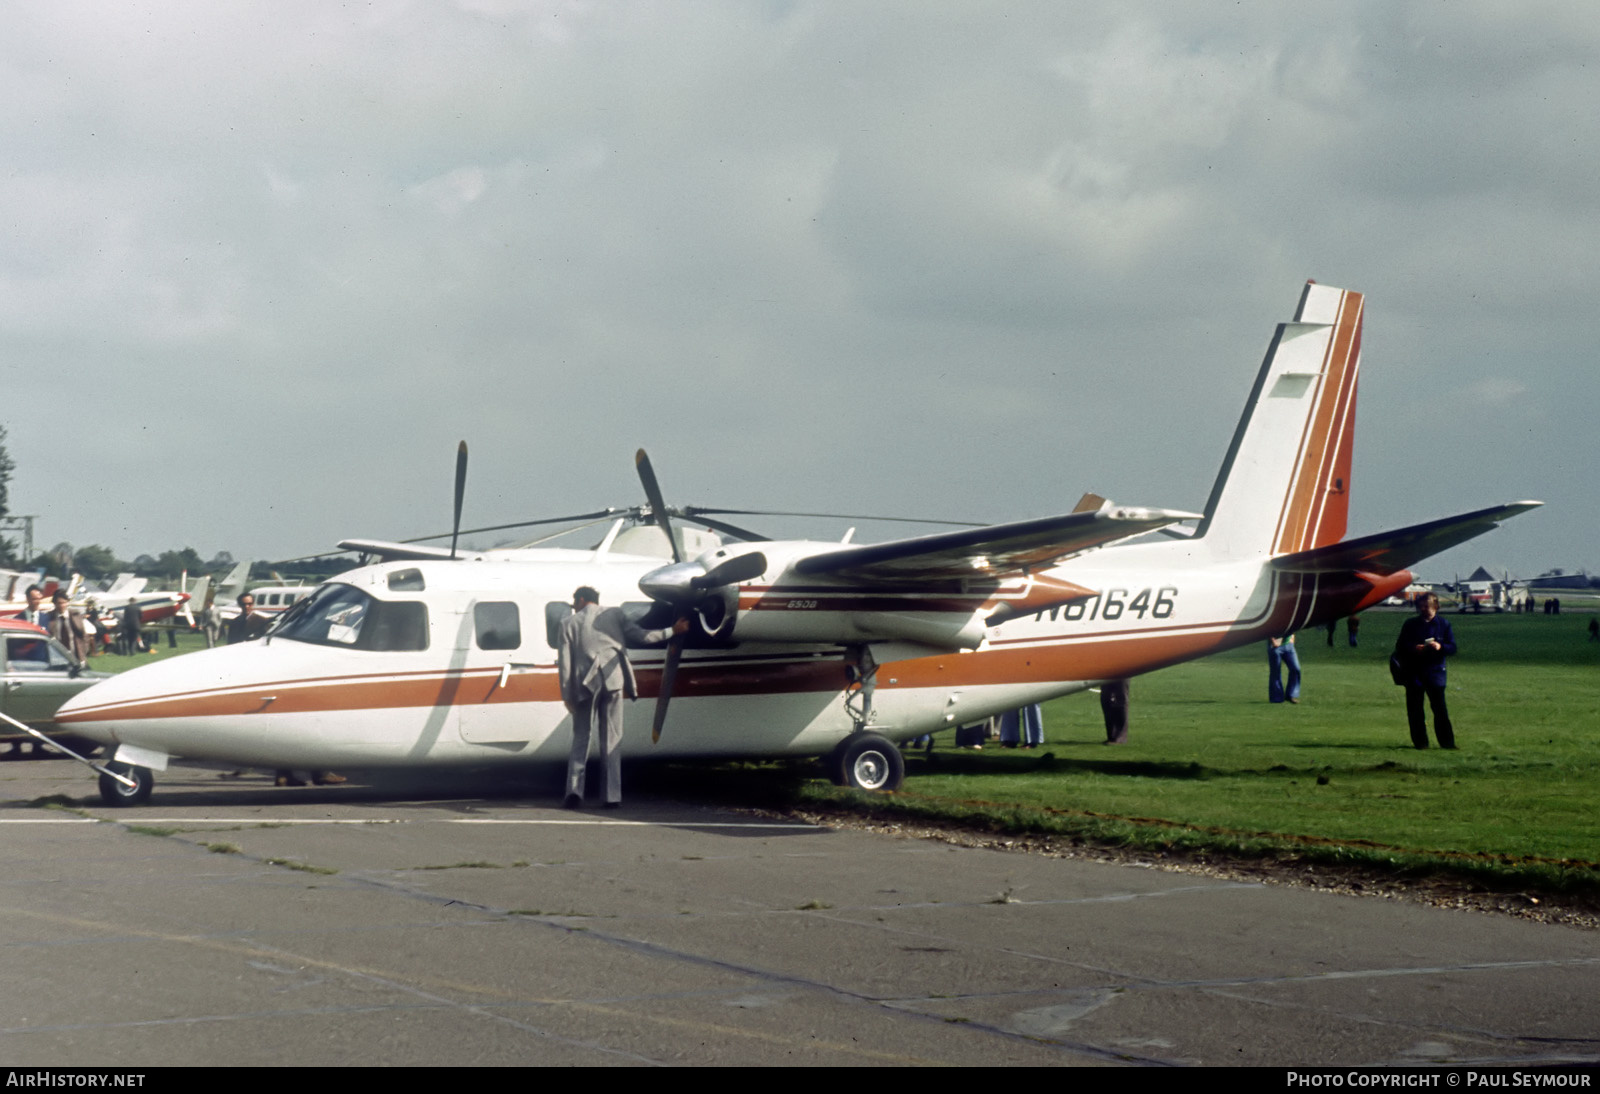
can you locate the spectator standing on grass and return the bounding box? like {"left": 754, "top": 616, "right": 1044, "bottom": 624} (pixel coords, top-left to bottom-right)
{"left": 225, "top": 593, "right": 269, "bottom": 645}
{"left": 121, "top": 598, "right": 143, "bottom": 655}
{"left": 1393, "top": 592, "right": 1457, "bottom": 750}
{"left": 997, "top": 704, "right": 1044, "bottom": 749}
{"left": 43, "top": 591, "right": 90, "bottom": 664}
{"left": 1267, "top": 633, "right": 1301, "bottom": 704}
{"left": 1101, "top": 679, "right": 1130, "bottom": 744}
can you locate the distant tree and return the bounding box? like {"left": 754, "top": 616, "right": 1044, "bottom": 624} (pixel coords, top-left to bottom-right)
{"left": 0, "top": 537, "right": 17, "bottom": 568}
{"left": 203, "top": 550, "right": 235, "bottom": 572}
{"left": 0, "top": 423, "right": 13, "bottom": 519}
{"left": 48, "top": 541, "right": 74, "bottom": 574}
{"left": 150, "top": 547, "right": 206, "bottom": 580}
{"left": 131, "top": 554, "right": 158, "bottom": 575}
{"left": 73, "top": 544, "right": 123, "bottom": 581}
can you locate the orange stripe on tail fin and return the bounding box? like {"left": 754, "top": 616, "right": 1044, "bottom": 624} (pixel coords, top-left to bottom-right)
{"left": 1194, "top": 283, "right": 1364, "bottom": 561}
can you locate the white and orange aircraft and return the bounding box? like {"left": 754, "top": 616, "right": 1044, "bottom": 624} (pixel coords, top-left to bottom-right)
{"left": 52, "top": 283, "right": 1539, "bottom": 807}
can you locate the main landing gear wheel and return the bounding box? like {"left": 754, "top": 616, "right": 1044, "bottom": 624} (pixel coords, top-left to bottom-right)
{"left": 98, "top": 762, "right": 153, "bottom": 807}
{"left": 831, "top": 733, "right": 905, "bottom": 792}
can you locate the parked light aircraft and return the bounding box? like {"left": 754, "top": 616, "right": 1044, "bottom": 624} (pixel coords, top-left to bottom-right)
{"left": 55, "top": 283, "right": 1540, "bottom": 806}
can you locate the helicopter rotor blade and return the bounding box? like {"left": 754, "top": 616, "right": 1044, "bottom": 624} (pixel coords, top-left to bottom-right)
{"left": 685, "top": 506, "right": 984, "bottom": 528}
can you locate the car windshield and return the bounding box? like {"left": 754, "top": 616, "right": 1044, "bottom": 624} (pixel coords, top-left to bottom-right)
{"left": 270, "top": 584, "right": 429, "bottom": 651}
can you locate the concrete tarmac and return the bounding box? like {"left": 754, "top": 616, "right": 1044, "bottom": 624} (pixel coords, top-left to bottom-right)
{"left": 1, "top": 758, "right": 1596, "bottom": 1067}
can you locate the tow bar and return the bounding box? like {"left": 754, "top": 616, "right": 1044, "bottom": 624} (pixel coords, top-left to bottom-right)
{"left": 0, "top": 710, "right": 136, "bottom": 789}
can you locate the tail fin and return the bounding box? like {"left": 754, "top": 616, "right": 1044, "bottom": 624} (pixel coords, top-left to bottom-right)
{"left": 187, "top": 574, "right": 213, "bottom": 614}
{"left": 1194, "top": 281, "right": 1362, "bottom": 560}
{"left": 215, "top": 559, "right": 252, "bottom": 601}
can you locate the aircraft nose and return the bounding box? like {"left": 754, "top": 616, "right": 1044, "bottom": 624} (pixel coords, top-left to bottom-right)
{"left": 55, "top": 685, "right": 120, "bottom": 745}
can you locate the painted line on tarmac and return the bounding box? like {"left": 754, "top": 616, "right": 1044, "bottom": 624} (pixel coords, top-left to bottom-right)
{"left": 0, "top": 817, "right": 100, "bottom": 823}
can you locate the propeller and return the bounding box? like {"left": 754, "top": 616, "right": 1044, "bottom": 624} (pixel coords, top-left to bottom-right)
{"left": 634, "top": 449, "right": 682, "bottom": 562}
{"left": 450, "top": 441, "right": 468, "bottom": 560}
{"left": 633, "top": 450, "right": 770, "bottom": 742}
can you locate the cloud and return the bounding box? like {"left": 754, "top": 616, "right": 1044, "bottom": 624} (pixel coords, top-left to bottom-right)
{"left": 0, "top": 1, "right": 1593, "bottom": 577}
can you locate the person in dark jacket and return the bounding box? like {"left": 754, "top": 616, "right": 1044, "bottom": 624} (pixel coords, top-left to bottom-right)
{"left": 1394, "top": 592, "right": 1457, "bottom": 749}
{"left": 121, "top": 598, "right": 144, "bottom": 655}
{"left": 225, "top": 593, "right": 270, "bottom": 645}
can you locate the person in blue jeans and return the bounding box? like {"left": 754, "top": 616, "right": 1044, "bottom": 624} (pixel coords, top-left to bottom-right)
{"left": 1268, "top": 633, "right": 1300, "bottom": 704}
{"left": 998, "top": 703, "right": 1045, "bottom": 748}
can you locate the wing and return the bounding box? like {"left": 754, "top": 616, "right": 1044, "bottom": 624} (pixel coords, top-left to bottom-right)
{"left": 1269, "top": 501, "right": 1541, "bottom": 576}
{"left": 793, "top": 504, "right": 1201, "bottom": 581}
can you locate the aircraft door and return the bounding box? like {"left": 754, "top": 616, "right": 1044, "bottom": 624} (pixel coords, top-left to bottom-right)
{"left": 457, "top": 600, "right": 538, "bottom": 746}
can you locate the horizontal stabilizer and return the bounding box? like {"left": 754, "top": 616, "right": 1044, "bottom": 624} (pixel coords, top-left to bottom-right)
{"left": 795, "top": 505, "right": 1201, "bottom": 581}
{"left": 1269, "top": 501, "right": 1541, "bottom": 576}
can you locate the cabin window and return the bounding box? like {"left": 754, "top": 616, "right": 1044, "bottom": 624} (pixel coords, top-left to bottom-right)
{"left": 387, "top": 569, "right": 425, "bottom": 592}
{"left": 475, "top": 602, "right": 520, "bottom": 651}
{"left": 273, "top": 584, "right": 429, "bottom": 652}
{"left": 544, "top": 602, "right": 572, "bottom": 649}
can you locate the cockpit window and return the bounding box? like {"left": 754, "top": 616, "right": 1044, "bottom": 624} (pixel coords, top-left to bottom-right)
{"left": 272, "top": 584, "right": 429, "bottom": 651}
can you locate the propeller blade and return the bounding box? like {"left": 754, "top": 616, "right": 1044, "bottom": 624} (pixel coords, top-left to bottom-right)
{"left": 450, "top": 441, "right": 468, "bottom": 560}
{"left": 694, "top": 551, "right": 767, "bottom": 590}
{"left": 652, "top": 629, "right": 687, "bottom": 743}
{"left": 635, "top": 449, "right": 682, "bottom": 563}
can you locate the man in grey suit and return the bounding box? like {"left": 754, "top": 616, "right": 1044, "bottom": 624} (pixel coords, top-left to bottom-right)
{"left": 558, "top": 586, "right": 685, "bottom": 809}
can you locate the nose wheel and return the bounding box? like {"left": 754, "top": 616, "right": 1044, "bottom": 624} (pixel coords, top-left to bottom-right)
{"left": 98, "top": 762, "right": 154, "bottom": 807}
{"left": 827, "top": 733, "right": 905, "bottom": 792}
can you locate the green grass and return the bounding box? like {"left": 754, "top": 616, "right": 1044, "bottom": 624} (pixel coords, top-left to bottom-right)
{"left": 124, "top": 824, "right": 179, "bottom": 837}
{"left": 84, "top": 627, "right": 210, "bottom": 673}
{"left": 888, "top": 611, "right": 1599, "bottom": 865}
{"left": 639, "top": 610, "right": 1600, "bottom": 892}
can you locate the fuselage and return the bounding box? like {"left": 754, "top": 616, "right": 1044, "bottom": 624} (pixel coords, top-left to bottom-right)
{"left": 54, "top": 538, "right": 1406, "bottom": 772}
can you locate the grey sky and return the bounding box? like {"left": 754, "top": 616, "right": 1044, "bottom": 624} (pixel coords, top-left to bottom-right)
{"left": 2, "top": 2, "right": 1593, "bottom": 580}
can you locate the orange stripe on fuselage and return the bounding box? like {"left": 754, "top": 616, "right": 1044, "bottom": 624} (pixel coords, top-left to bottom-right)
{"left": 64, "top": 571, "right": 1396, "bottom": 725}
